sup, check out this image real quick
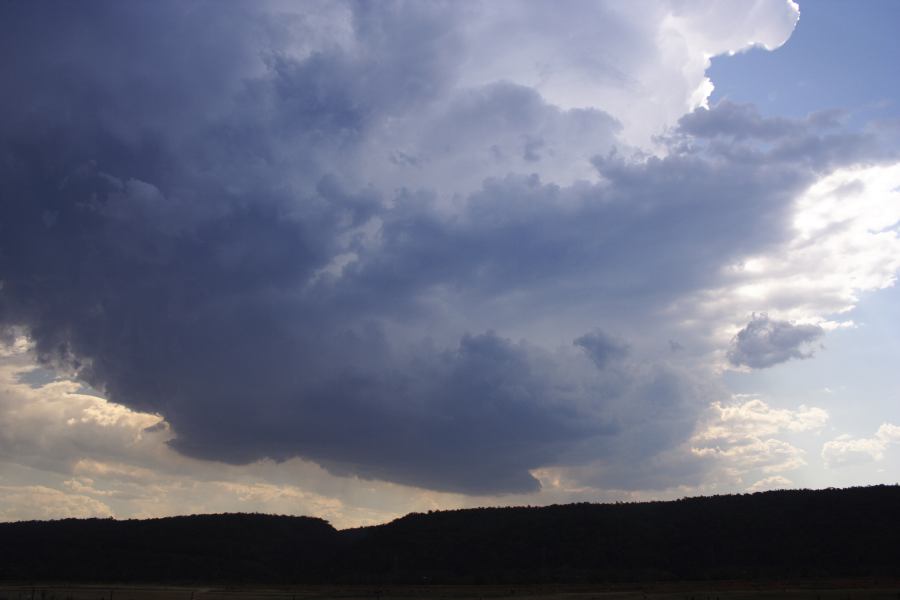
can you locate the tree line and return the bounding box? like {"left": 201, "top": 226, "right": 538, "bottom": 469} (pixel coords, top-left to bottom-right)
{"left": 2, "top": 485, "right": 899, "bottom": 584}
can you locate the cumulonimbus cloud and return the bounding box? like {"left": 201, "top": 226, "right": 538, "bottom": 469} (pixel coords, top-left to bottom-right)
{"left": 5, "top": 0, "right": 896, "bottom": 496}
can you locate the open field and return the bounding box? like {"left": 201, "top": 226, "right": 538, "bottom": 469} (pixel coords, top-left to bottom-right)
{"left": 2, "top": 583, "right": 900, "bottom": 600}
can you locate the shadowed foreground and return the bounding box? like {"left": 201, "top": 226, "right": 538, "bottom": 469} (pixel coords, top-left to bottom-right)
{"left": 2, "top": 486, "right": 900, "bottom": 585}
{"left": 2, "top": 583, "right": 900, "bottom": 600}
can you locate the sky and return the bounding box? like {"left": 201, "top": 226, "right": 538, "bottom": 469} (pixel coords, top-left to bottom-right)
{"left": 1, "top": 0, "right": 900, "bottom": 528}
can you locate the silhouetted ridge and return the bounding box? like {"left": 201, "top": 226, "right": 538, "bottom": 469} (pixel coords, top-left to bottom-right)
{"left": 0, "top": 513, "right": 338, "bottom": 583}
{"left": 2, "top": 486, "right": 900, "bottom": 583}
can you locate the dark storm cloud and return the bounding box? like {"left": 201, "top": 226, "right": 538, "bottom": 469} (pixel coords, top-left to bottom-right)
{"left": 678, "top": 101, "right": 807, "bottom": 141}
{"left": 574, "top": 331, "right": 628, "bottom": 369}
{"left": 677, "top": 102, "right": 852, "bottom": 143}
{"left": 727, "top": 314, "right": 825, "bottom": 369}
{"left": 0, "top": 2, "right": 879, "bottom": 493}
{"left": 673, "top": 101, "right": 882, "bottom": 170}
{"left": 166, "top": 331, "right": 599, "bottom": 494}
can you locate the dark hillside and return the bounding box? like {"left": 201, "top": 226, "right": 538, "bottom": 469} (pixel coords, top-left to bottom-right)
{"left": 0, "top": 513, "right": 339, "bottom": 583}
{"left": 2, "top": 486, "right": 899, "bottom": 584}
{"left": 336, "top": 485, "right": 900, "bottom": 583}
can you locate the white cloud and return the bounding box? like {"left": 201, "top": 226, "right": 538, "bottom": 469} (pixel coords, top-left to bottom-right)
{"left": 677, "top": 162, "right": 900, "bottom": 365}
{"left": 696, "top": 397, "right": 828, "bottom": 440}
{"left": 877, "top": 423, "right": 900, "bottom": 443}
{"left": 0, "top": 358, "right": 166, "bottom": 474}
{"left": 694, "top": 436, "right": 806, "bottom": 474}
{"left": 455, "top": 1, "right": 798, "bottom": 147}
{"left": 692, "top": 396, "right": 827, "bottom": 477}
{"left": 327, "top": 0, "right": 803, "bottom": 200}
{"left": 822, "top": 422, "right": 900, "bottom": 468}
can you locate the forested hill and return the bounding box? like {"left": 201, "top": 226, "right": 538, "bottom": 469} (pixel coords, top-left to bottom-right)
{"left": 3, "top": 485, "right": 900, "bottom": 584}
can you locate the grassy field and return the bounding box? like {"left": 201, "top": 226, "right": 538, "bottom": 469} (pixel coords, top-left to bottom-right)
{"left": 2, "top": 583, "right": 900, "bottom": 600}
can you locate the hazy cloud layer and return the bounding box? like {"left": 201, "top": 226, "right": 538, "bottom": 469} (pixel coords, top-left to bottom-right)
{"left": 0, "top": 485, "right": 114, "bottom": 521}
{"left": 1, "top": 0, "right": 896, "bottom": 499}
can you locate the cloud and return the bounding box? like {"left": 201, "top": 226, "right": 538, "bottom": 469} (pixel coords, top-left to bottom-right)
{"left": 0, "top": 485, "right": 113, "bottom": 521}
{"left": 727, "top": 314, "right": 824, "bottom": 369}
{"left": 692, "top": 396, "right": 827, "bottom": 478}
{"left": 669, "top": 160, "right": 900, "bottom": 368}
{"left": 676, "top": 102, "right": 858, "bottom": 145}
{"left": 574, "top": 330, "right": 629, "bottom": 369}
{"left": 0, "top": 343, "right": 696, "bottom": 526}
{"left": 0, "top": 346, "right": 453, "bottom": 527}
{"left": 822, "top": 423, "right": 900, "bottom": 468}
{"left": 453, "top": 0, "right": 799, "bottom": 147}
{"left": 0, "top": 334, "right": 700, "bottom": 500}
{"left": 697, "top": 397, "right": 828, "bottom": 440}
{"left": 678, "top": 101, "right": 805, "bottom": 141}
{"left": 0, "top": 349, "right": 165, "bottom": 475}
{"left": 694, "top": 436, "right": 806, "bottom": 475}
{"left": 0, "top": 1, "right": 894, "bottom": 499}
